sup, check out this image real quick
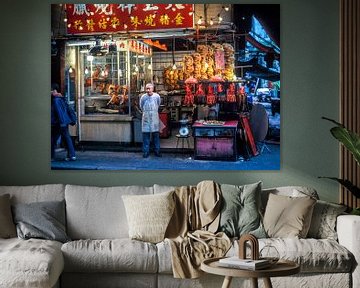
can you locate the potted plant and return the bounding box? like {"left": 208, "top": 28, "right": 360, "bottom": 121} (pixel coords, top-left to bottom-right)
{"left": 320, "top": 117, "right": 360, "bottom": 215}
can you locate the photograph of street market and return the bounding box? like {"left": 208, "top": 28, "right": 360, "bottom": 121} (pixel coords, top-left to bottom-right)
{"left": 51, "top": 4, "right": 280, "bottom": 170}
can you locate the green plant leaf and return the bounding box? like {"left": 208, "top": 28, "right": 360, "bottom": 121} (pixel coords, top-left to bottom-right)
{"left": 351, "top": 208, "right": 360, "bottom": 215}
{"left": 330, "top": 126, "right": 360, "bottom": 165}
{"left": 322, "top": 117, "right": 360, "bottom": 165}
{"left": 318, "top": 177, "right": 360, "bottom": 198}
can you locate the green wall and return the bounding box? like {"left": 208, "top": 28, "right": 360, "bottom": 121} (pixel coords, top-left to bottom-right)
{"left": 0, "top": 0, "right": 340, "bottom": 203}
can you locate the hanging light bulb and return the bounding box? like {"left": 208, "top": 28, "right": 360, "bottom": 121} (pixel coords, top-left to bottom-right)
{"left": 118, "top": 69, "right": 123, "bottom": 77}
{"left": 197, "top": 16, "right": 203, "bottom": 25}
{"left": 218, "top": 14, "right": 223, "bottom": 23}
{"left": 68, "top": 66, "right": 73, "bottom": 73}
{"left": 224, "top": 5, "right": 230, "bottom": 12}
{"left": 134, "top": 65, "right": 139, "bottom": 72}
{"left": 172, "top": 63, "right": 177, "bottom": 70}
{"left": 63, "top": 8, "right": 68, "bottom": 23}
{"left": 100, "top": 70, "right": 105, "bottom": 77}
{"left": 84, "top": 67, "right": 89, "bottom": 75}
{"left": 209, "top": 18, "right": 214, "bottom": 26}
{"left": 147, "top": 63, "right": 152, "bottom": 70}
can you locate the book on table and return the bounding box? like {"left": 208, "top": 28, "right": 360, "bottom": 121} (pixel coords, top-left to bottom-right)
{"left": 218, "top": 257, "right": 271, "bottom": 270}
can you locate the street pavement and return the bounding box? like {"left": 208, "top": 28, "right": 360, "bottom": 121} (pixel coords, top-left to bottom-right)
{"left": 51, "top": 144, "right": 280, "bottom": 170}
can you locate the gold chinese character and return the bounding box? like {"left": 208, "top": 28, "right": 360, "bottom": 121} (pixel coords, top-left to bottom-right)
{"left": 74, "top": 20, "right": 83, "bottom": 30}
{"left": 86, "top": 19, "right": 95, "bottom": 31}
{"left": 159, "top": 14, "right": 170, "bottom": 26}
{"left": 98, "top": 19, "right": 108, "bottom": 29}
{"left": 130, "top": 16, "right": 142, "bottom": 29}
{"left": 144, "top": 15, "right": 156, "bottom": 27}
{"left": 174, "top": 13, "right": 184, "bottom": 25}
{"left": 111, "top": 17, "right": 120, "bottom": 28}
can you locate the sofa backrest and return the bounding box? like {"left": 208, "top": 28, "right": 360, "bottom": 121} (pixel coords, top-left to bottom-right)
{"left": 261, "top": 186, "right": 319, "bottom": 212}
{"left": 65, "top": 184, "right": 154, "bottom": 239}
{"left": 0, "top": 184, "right": 65, "bottom": 204}
{"left": 153, "top": 184, "right": 176, "bottom": 194}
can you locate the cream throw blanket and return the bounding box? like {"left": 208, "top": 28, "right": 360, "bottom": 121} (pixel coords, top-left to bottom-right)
{"left": 165, "top": 181, "right": 231, "bottom": 278}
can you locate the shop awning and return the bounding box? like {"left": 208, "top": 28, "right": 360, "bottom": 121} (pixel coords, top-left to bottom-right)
{"left": 237, "top": 58, "right": 280, "bottom": 82}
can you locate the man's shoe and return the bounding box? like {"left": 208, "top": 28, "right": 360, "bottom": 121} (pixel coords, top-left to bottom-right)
{"left": 65, "top": 156, "right": 76, "bottom": 161}
{"left": 154, "top": 152, "right": 162, "bottom": 157}
{"left": 143, "top": 153, "right": 149, "bottom": 158}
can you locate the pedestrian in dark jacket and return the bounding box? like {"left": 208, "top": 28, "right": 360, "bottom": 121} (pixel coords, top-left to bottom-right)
{"left": 51, "top": 83, "right": 76, "bottom": 161}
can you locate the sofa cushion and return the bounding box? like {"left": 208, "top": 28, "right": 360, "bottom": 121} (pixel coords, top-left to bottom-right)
{"left": 218, "top": 182, "right": 266, "bottom": 238}
{"left": 12, "top": 200, "right": 70, "bottom": 243}
{"left": 0, "top": 238, "right": 64, "bottom": 288}
{"left": 260, "top": 238, "right": 353, "bottom": 273}
{"left": 0, "top": 194, "right": 16, "bottom": 238}
{"left": 158, "top": 237, "right": 353, "bottom": 275}
{"left": 0, "top": 184, "right": 65, "bottom": 204}
{"left": 65, "top": 185, "right": 153, "bottom": 239}
{"left": 263, "top": 193, "right": 316, "bottom": 238}
{"left": 307, "top": 200, "right": 347, "bottom": 240}
{"left": 61, "top": 239, "right": 158, "bottom": 273}
{"left": 122, "top": 191, "right": 175, "bottom": 243}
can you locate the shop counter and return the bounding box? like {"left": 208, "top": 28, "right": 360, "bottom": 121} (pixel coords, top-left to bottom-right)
{"left": 192, "top": 120, "right": 238, "bottom": 161}
{"left": 79, "top": 115, "right": 133, "bottom": 143}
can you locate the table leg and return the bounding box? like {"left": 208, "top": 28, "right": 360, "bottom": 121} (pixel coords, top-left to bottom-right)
{"left": 251, "top": 278, "right": 258, "bottom": 288}
{"left": 221, "top": 276, "right": 232, "bottom": 288}
{"left": 263, "top": 277, "right": 273, "bottom": 288}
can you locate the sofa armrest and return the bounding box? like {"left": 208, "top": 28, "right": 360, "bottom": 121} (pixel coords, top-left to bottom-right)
{"left": 337, "top": 215, "right": 360, "bottom": 288}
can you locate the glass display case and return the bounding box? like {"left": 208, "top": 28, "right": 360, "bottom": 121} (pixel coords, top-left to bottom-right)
{"left": 65, "top": 39, "right": 152, "bottom": 143}
{"left": 82, "top": 40, "right": 152, "bottom": 116}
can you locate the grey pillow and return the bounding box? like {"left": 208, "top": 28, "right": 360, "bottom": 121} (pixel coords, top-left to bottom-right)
{"left": 307, "top": 200, "right": 347, "bottom": 240}
{"left": 12, "top": 200, "right": 70, "bottom": 243}
{"left": 218, "top": 182, "right": 266, "bottom": 238}
{"left": 0, "top": 194, "right": 16, "bottom": 238}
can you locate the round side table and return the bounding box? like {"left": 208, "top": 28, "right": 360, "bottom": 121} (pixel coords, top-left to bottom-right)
{"left": 201, "top": 257, "right": 300, "bottom": 288}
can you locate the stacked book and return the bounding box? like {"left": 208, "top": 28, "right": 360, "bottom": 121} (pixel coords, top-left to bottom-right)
{"left": 218, "top": 257, "right": 271, "bottom": 270}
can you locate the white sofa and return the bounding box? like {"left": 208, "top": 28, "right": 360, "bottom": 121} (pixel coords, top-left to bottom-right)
{"left": 0, "top": 183, "right": 359, "bottom": 288}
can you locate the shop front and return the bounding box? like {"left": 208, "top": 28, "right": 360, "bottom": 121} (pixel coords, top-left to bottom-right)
{"left": 52, "top": 4, "right": 280, "bottom": 163}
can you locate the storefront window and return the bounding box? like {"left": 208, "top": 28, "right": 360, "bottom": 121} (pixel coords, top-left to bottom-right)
{"left": 78, "top": 40, "right": 152, "bottom": 115}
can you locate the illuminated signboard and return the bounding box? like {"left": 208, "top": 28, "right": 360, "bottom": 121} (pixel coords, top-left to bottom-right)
{"left": 66, "top": 4, "right": 194, "bottom": 34}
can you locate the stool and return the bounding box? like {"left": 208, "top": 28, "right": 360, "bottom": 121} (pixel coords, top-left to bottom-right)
{"left": 176, "top": 134, "right": 190, "bottom": 149}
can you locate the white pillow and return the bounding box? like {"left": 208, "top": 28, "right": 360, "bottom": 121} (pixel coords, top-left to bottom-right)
{"left": 122, "top": 191, "right": 175, "bottom": 243}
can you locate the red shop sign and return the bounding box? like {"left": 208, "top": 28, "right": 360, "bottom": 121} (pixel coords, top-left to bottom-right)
{"left": 66, "top": 4, "right": 194, "bottom": 35}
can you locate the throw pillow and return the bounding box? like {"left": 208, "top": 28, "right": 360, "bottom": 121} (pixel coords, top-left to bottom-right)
{"left": 218, "top": 182, "right": 267, "bottom": 238}
{"left": 263, "top": 193, "right": 316, "bottom": 238}
{"left": 122, "top": 191, "right": 175, "bottom": 243}
{"left": 0, "top": 194, "right": 16, "bottom": 238}
{"left": 307, "top": 200, "right": 347, "bottom": 240}
{"left": 12, "top": 200, "right": 70, "bottom": 243}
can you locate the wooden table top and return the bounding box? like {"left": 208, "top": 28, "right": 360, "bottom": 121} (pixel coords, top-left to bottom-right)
{"left": 201, "top": 257, "right": 300, "bottom": 278}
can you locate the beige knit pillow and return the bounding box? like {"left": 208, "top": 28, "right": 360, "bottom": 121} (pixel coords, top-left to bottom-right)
{"left": 0, "top": 194, "right": 17, "bottom": 238}
{"left": 263, "top": 193, "right": 316, "bottom": 238}
{"left": 122, "top": 191, "right": 175, "bottom": 243}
